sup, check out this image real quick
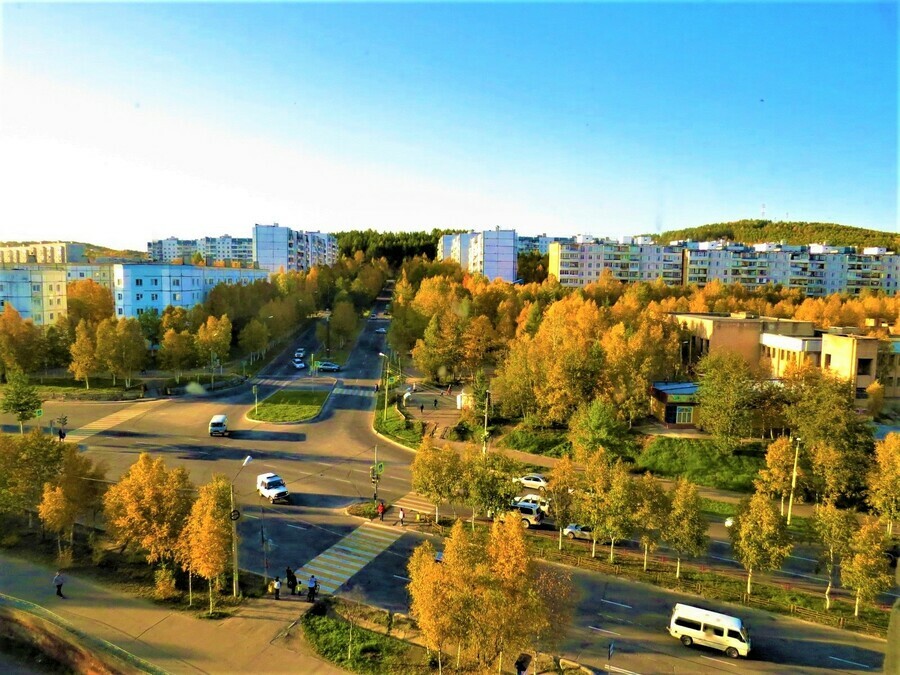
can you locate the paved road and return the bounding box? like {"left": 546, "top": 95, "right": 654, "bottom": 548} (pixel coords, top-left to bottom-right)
{"left": 1, "top": 294, "right": 891, "bottom": 673}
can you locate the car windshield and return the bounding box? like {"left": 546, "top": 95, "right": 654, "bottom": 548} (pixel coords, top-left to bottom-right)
{"left": 267, "top": 480, "right": 285, "bottom": 489}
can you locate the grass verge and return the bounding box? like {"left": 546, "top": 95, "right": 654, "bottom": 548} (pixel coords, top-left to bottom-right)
{"left": 498, "top": 426, "right": 571, "bottom": 457}
{"left": 635, "top": 437, "right": 765, "bottom": 492}
{"left": 373, "top": 394, "right": 423, "bottom": 449}
{"left": 248, "top": 390, "right": 329, "bottom": 423}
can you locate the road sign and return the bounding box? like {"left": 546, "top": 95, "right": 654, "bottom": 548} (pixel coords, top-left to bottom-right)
{"left": 230, "top": 510, "right": 240, "bottom": 521}
{"left": 376, "top": 462, "right": 385, "bottom": 475}
{"left": 35, "top": 409, "right": 43, "bottom": 418}
{"left": 252, "top": 385, "right": 258, "bottom": 395}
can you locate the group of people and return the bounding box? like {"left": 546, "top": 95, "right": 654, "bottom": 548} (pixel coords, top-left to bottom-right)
{"left": 272, "top": 568, "right": 319, "bottom": 601}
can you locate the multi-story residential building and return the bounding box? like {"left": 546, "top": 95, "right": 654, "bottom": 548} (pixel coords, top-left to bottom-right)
{"left": 437, "top": 234, "right": 456, "bottom": 262}
{"left": 148, "top": 235, "right": 253, "bottom": 263}
{"left": 0, "top": 268, "right": 67, "bottom": 325}
{"left": 252, "top": 224, "right": 337, "bottom": 273}
{"left": 0, "top": 242, "right": 85, "bottom": 264}
{"left": 517, "top": 234, "right": 573, "bottom": 255}
{"left": 468, "top": 229, "right": 518, "bottom": 282}
{"left": 549, "top": 239, "right": 683, "bottom": 287}
{"left": 112, "top": 264, "right": 268, "bottom": 318}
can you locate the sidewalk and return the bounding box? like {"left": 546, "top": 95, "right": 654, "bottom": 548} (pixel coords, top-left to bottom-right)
{"left": 0, "top": 553, "right": 346, "bottom": 675}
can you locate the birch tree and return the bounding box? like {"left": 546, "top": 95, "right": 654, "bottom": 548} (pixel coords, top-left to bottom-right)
{"left": 730, "top": 491, "right": 793, "bottom": 595}
{"left": 665, "top": 478, "right": 708, "bottom": 579}
{"left": 868, "top": 433, "right": 900, "bottom": 536}
{"left": 842, "top": 519, "right": 893, "bottom": 618}
{"left": 812, "top": 502, "right": 857, "bottom": 610}
{"left": 546, "top": 456, "right": 580, "bottom": 551}
{"left": 69, "top": 319, "right": 98, "bottom": 389}
{"left": 182, "top": 475, "right": 231, "bottom": 616}
{"left": 634, "top": 472, "right": 670, "bottom": 571}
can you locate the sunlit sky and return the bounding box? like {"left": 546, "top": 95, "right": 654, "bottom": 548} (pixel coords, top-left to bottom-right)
{"left": 0, "top": 2, "right": 896, "bottom": 251}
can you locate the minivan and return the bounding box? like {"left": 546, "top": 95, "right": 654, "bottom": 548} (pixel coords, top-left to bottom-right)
{"left": 668, "top": 603, "right": 750, "bottom": 658}
{"left": 208, "top": 415, "right": 228, "bottom": 437}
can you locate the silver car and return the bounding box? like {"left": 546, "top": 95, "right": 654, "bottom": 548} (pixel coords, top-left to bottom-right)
{"left": 563, "top": 524, "right": 593, "bottom": 541}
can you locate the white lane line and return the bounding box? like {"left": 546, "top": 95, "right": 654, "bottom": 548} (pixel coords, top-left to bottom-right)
{"left": 287, "top": 524, "right": 307, "bottom": 530}
{"left": 589, "top": 626, "right": 621, "bottom": 636}
{"left": 605, "top": 666, "right": 642, "bottom": 675}
{"left": 790, "top": 554, "right": 818, "bottom": 563}
{"left": 393, "top": 575, "right": 411, "bottom": 582}
{"left": 600, "top": 598, "right": 632, "bottom": 609}
{"left": 699, "top": 655, "right": 736, "bottom": 667}
{"left": 829, "top": 656, "right": 871, "bottom": 669}
{"left": 243, "top": 514, "right": 259, "bottom": 519}
{"left": 330, "top": 477, "right": 353, "bottom": 484}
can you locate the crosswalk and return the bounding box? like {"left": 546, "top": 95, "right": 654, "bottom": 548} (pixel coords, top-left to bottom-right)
{"left": 392, "top": 492, "right": 438, "bottom": 520}
{"left": 333, "top": 386, "right": 375, "bottom": 399}
{"left": 66, "top": 400, "right": 166, "bottom": 443}
{"left": 293, "top": 523, "right": 402, "bottom": 594}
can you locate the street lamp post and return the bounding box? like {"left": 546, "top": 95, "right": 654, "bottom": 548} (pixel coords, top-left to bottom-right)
{"left": 230, "top": 455, "right": 253, "bottom": 597}
{"left": 786, "top": 436, "right": 801, "bottom": 525}
{"left": 482, "top": 390, "right": 492, "bottom": 456}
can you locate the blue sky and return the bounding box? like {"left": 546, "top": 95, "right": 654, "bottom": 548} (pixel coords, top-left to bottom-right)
{"left": 0, "top": 2, "right": 896, "bottom": 250}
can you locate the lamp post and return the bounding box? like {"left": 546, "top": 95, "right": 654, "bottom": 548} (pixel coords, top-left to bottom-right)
{"left": 482, "top": 390, "right": 492, "bottom": 456}
{"left": 379, "top": 352, "right": 389, "bottom": 423}
{"left": 230, "top": 455, "right": 253, "bottom": 597}
{"left": 786, "top": 436, "right": 801, "bottom": 525}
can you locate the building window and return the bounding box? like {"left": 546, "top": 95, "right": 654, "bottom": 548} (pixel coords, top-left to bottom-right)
{"left": 32, "top": 284, "right": 40, "bottom": 292}
{"left": 152, "top": 278, "right": 159, "bottom": 286}
{"left": 79, "top": 272, "right": 85, "bottom": 278}
{"left": 151, "top": 293, "right": 159, "bottom": 301}
{"left": 117, "top": 308, "right": 123, "bottom": 315}
{"left": 49, "top": 313, "right": 54, "bottom": 321}
{"left": 858, "top": 358, "right": 873, "bottom": 376}
{"left": 117, "top": 293, "right": 123, "bottom": 300}
{"left": 824, "top": 354, "right": 832, "bottom": 368}
{"left": 172, "top": 293, "right": 180, "bottom": 301}
{"left": 136, "top": 308, "right": 144, "bottom": 315}
{"left": 135, "top": 278, "right": 143, "bottom": 286}
{"left": 136, "top": 293, "right": 143, "bottom": 301}
{"left": 173, "top": 279, "right": 180, "bottom": 287}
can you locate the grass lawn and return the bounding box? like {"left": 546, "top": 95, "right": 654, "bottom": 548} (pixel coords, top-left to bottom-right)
{"left": 248, "top": 390, "right": 330, "bottom": 423}
{"left": 635, "top": 437, "right": 765, "bottom": 492}
{"left": 498, "top": 425, "right": 571, "bottom": 457}
{"left": 373, "top": 394, "right": 423, "bottom": 449}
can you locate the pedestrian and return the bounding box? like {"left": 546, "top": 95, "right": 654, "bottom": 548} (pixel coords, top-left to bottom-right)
{"left": 285, "top": 567, "right": 297, "bottom": 595}
{"left": 398, "top": 507, "right": 405, "bottom": 527}
{"left": 374, "top": 383, "right": 379, "bottom": 393}
{"left": 57, "top": 428, "right": 65, "bottom": 442}
{"left": 53, "top": 571, "right": 66, "bottom": 598}
{"left": 273, "top": 576, "right": 281, "bottom": 600}
{"left": 377, "top": 500, "right": 386, "bottom": 521}
{"left": 433, "top": 398, "right": 438, "bottom": 409}
{"left": 307, "top": 575, "right": 318, "bottom": 602}
{"left": 446, "top": 384, "right": 452, "bottom": 396}
{"left": 419, "top": 403, "right": 424, "bottom": 414}
{"left": 412, "top": 382, "right": 417, "bottom": 393}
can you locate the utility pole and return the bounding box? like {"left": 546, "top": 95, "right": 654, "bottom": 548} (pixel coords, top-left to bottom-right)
{"left": 787, "top": 436, "right": 801, "bottom": 525}
{"left": 482, "top": 391, "right": 490, "bottom": 456}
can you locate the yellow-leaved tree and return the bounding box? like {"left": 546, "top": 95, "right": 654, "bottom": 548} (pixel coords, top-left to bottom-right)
{"left": 181, "top": 475, "right": 232, "bottom": 616}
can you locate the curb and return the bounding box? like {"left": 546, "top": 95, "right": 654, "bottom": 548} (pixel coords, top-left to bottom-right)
{"left": 244, "top": 378, "right": 338, "bottom": 425}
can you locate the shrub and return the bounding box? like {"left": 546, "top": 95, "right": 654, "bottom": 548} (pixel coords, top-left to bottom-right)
{"left": 154, "top": 567, "right": 180, "bottom": 601}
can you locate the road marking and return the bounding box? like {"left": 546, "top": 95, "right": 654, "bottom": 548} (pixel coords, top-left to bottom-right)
{"left": 393, "top": 575, "right": 411, "bottom": 582}
{"left": 330, "top": 477, "right": 353, "bottom": 484}
{"left": 243, "top": 514, "right": 259, "bottom": 519}
{"left": 600, "top": 598, "right": 632, "bottom": 609}
{"left": 589, "top": 626, "right": 621, "bottom": 635}
{"left": 605, "top": 666, "right": 642, "bottom": 675}
{"left": 287, "top": 524, "right": 307, "bottom": 530}
{"left": 699, "top": 655, "right": 735, "bottom": 666}
{"left": 829, "top": 656, "right": 871, "bottom": 668}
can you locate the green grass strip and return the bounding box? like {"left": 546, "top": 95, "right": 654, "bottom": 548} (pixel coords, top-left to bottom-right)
{"left": 248, "top": 390, "right": 329, "bottom": 422}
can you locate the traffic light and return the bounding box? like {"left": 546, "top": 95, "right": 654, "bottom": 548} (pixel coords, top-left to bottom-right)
{"left": 370, "top": 466, "right": 378, "bottom": 484}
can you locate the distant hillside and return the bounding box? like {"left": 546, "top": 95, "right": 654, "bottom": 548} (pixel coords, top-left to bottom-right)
{"left": 653, "top": 219, "right": 899, "bottom": 251}
{"left": 81, "top": 242, "right": 146, "bottom": 261}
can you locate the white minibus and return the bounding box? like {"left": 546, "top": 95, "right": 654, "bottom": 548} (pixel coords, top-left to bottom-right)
{"left": 668, "top": 603, "right": 750, "bottom": 658}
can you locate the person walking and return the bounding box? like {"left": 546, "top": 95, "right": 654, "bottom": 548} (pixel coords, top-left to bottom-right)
{"left": 53, "top": 571, "right": 66, "bottom": 598}
{"left": 285, "top": 567, "right": 297, "bottom": 595}
{"left": 377, "top": 500, "right": 386, "bottom": 521}
{"left": 307, "top": 575, "right": 318, "bottom": 602}
{"left": 273, "top": 576, "right": 281, "bottom": 600}
{"left": 433, "top": 398, "right": 438, "bottom": 409}
{"left": 398, "top": 507, "right": 405, "bottom": 527}
{"left": 419, "top": 403, "right": 424, "bottom": 414}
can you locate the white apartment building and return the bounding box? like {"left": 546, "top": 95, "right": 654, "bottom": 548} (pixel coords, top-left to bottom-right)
{"left": 0, "top": 242, "right": 85, "bottom": 264}
{"left": 468, "top": 229, "right": 518, "bottom": 282}
{"left": 517, "top": 234, "right": 573, "bottom": 255}
{"left": 112, "top": 264, "right": 268, "bottom": 318}
{"left": 437, "top": 234, "right": 456, "bottom": 261}
{"left": 0, "top": 268, "right": 67, "bottom": 325}
{"left": 549, "top": 240, "right": 683, "bottom": 287}
{"left": 252, "top": 224, "right": 337, "bottom": 273}
{"left": 148, "top": 235, "right": 253, "bottom": 263}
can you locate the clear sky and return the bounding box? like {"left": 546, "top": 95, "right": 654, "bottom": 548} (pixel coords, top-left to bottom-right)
{"left": 0, "top": 2, "right": 896, "bottom": 251}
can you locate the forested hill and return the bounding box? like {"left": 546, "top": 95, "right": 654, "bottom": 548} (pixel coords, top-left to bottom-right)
{"left": 654, "top": 219, "right": 900, "bottom": 251}
{"left": 335, "top": 229, "right": 464, "bottom": 268}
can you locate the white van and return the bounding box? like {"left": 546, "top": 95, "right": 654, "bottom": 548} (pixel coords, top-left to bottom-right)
{"left": 668, "top": 603, "right": 750, "bottom": 658}
{"left": 208, "top": 415, "right": 228, "bottom": 437}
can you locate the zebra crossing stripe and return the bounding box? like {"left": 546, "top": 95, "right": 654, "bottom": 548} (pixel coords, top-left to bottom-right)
{"left": 66, "top": 401, "right": 165, "bottom": 442}
{"left": 293, "top": 523, "right": 403, "bottom": 594}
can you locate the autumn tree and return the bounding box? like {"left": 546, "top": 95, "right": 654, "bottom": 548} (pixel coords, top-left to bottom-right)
{"left": 238, "top": 319, "right": 270, "bottom": 363}
{"left": 408, "top": 540, "right": 454, "bottom": 673}
{"left": 115, "top": 318, "right": 147, "bottom": 387}
{"left": 195, "top": 315, "right": 232, "bottom": 369}
{"left": 546, "top": 456, "right": 580, "bottom": 551}
{"left": 412, "top": 310, "right": 463, "bottom": 383}
{"left": 66, "top": 279, "right": 114, "bottom": 327}
{"left": 461, "top": 315, "right": 496, "bottom": 377}
{"left": 182, "top": 475, "right": 231, "bottom": 616}
{"left": 7, "top": 430, "right": 64, "bottom": 527}
{"left": 567, "top": 398, "right": 632, "bottom": 462}
{"left": 1, "top": 371, "right": 42, "bottom": 433}
{"left": 634, "top": 472, "right": 670, "bottom": 571}
{"left": 866, "top": 380, "right": 885, "bottom": 418}
{"left": 868, "top": 433, "right": 900, "bottom": 536}
{"left": 38, "top": 444, "right": 107, "bottom": 552}
{"left": 0, "top": 304, "right": 42, "bottom": 377}
{"left": 411, "top": 441, "right": 461, "bottom": 521}
{"left": 94, "top": 318, "right": 119, "bottom": 384}
{"left": 841, "top": 519, "right": 893, "bottom": 617}
{"left": 597, "top": 459, "right": 636, "bottom": 563}
{"left": 137, "top": 308, "right": 162, "bottom": 347}
{"left": 159, "top": 329, "right": 196, "bottom": 383}
{"left": 754, "top": 437, "right": 798, "bottom": 516}
{"left": 461, "top": 447, "right": 520, "bottom": 529}
{"left": 665, "top": 478, "right": 709, "bottom": 579}
{"left": 730, "top": 491, "right": 793, "bottom": 595}
{"left": 330, "top": 299, "right": 358, "bottom": 349}
{"left": 578, "top": 454, "right": 612, "bottom": 558}
{"left": 695, "top": 351, "right": 756, "bottom": 449}
{"left": 103, "top": 453, "right": 195, "bottom": 569}
{"left": 69, "top": 319, "right": 98, "bottom": 389}
{"left": 812, "top": 502, "right": 857, "bottom": 610}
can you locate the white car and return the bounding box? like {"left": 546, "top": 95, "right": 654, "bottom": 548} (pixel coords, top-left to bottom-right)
{"left": 516, "top": 493, "right": 551, "bottom": 514}
{"left": 375, "top": 327, "right": 387, "bottom": 334}
{"left": 292, "top": 360, "right": 306, "bottom": 370}
{"left": 256, "top": 473, "right": 290, "bottom": 504}
{"left": 294, "top": 348, "right": 306, "bottom": 358}
{"left": 515, "top": 473, "right": 549, "bottom": 491}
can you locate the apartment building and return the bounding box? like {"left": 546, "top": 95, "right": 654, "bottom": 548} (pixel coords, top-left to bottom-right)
{"left": 112, "top": 264, "right": 268, "bottom": 318}
{"left": 468, "top": 229, "right": 518, "bottom": 282}
{"left": 549, "top": 239, "right": 683, "bottom": 287}
{"left": 0, "top": 242, "right": 85, "bottom": 264}
{"left": 517, "top": 234, "right": 573, "bottom": 255}
{"left": 252, "top": 224, "right": 337, "bottom": 273}
{"left": 0, "top": 268, "right": 67, "bottom": 325}
{"left": 148, "top": 235, "right": 253, "bottom": 263}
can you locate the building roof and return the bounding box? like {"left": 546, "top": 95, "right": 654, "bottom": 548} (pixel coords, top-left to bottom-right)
{"left": 651, "top": 381, "right": 699, "bottom": 396}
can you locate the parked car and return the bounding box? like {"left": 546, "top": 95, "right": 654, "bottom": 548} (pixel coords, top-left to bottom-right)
{"left": 318, "top": 361, "right": 341, "bottom": 372}
{"left": 294, "top": 348, "right": 306, "bottom": 358}
{"left": 256, "top": 473, "right": 290, "bottom": 504}
{"left": 375, "top": 327, "right": 387, "bottom": 334}
{"left": 516, "top": 493, "right": 551, "bottom": 514}
{"left": 292, "top": 359, "right": 306, "bottom": 370}
{"left": 513, "top": 503, "right": 544, "bottom": 529}
{"left": 515, "top": 474, "right": 549, "bottom": 491}
{"left": 563, "top": 524, "right": 593, "bottom": 541}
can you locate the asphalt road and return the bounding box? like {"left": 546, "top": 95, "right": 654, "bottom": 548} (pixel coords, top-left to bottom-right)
{"left": 2, "top": 294, "right": 890, "bottom": 673}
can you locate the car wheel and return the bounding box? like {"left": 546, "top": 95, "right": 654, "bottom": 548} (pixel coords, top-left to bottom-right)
{"left": 270, "top": 497, "right": 276, "bottom": 504}
{"left": 539, "top": 486, "right": 546, "bottom": 492}
{"left": 521, "top": 519, "right": 530, "bottom": 529}
{"left": 725, "top": 647, "right": 739, "bottom": 659}
{"left": 566, "top": 532, "right": 575, "bottom": 539}
{"left": 680, "top": 636, "right": 692, "bottom": 647}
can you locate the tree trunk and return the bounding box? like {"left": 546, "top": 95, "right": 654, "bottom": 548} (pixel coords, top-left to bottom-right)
{"left": 85, "top": 376, "right": 90, "bottom": 390}
{"left": 471, "top": 511, "right": 476, "bottom": 532}
{"left": 18, "top": 421, "right": 23, "bottom": 434}
{"left": 188, "top": 569, "right": 193, "bottom": 607}
{"left": 854, "top": 589, "right": 861, "bottom": 617}
{"left": 676, "top": 557, "right": 681, "bottom": 579}
{"left": 825, "top": 577, "right": 832, "bottom": 610}
{"left": 69, "top": 524, "right": 75, "bottom": 547}
{"left": 437, "top": 650, "right": 442, "bottom": 675}
{"left": 435, "top": 504, "right": 439, "bottom": 523}
{"left": 348, "top": 622, "right": 353, "bottom": 660}
{"left": 780, "top": 493, "right": 785, "bottom": 516}
{"left": 609, "top": 540, "right": 615, "bottom": 564}
{"left": 111, "top": 372, "right": 116, "bottom": 386}
{"left": 591, "top": 538, "right": 597, "bottom": 558}
{"left": 643, "top": 543, "right": 649, "bottom": 571}
{"left": 558, "top": 528, "right": 563, "bottom": 551}
{"left": 56, "top": 534, "right": 61, "bottom": 556}
{"left": 457, "top": 643, "right": 461, "bottom": 669}
{"left": 209, "top": 579, "right": 214, "bottom": 616}
{"left": 746, "top": 567, "right": 753, "bottom": 596}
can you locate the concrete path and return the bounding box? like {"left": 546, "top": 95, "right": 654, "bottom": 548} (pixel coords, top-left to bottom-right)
{"left": 0, "top": 553, "right": 347, "bottom": 675}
